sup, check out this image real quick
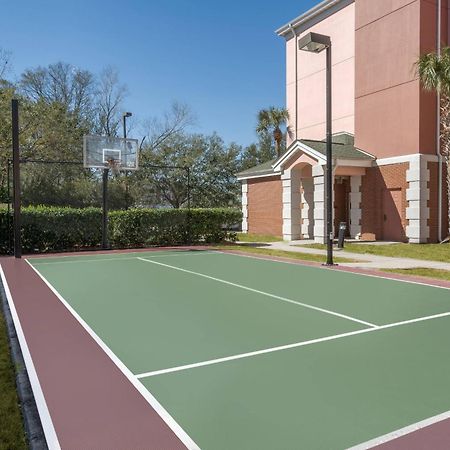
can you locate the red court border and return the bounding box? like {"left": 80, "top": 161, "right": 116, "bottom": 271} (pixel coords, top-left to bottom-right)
{"left": 2, "top": 246, "right": 450, "bottom": 449}
{"left": 0, "top": 254, "right": 189, "bottom": 449}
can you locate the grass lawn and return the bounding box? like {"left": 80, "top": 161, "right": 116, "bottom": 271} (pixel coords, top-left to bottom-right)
{"left": 0, "top": 310, "right": 27, "bottom": 449}
{"left": 214, "top": 245, "right": 359, "bottom": 264}
{"left": 382, "top": 268, "right": 450, "bottom": 282}
{"left": 236, "top": 233, "right": 283, "bottom": 243}
{"left": 298, "top": 243, "right": 450, "bottom": 263}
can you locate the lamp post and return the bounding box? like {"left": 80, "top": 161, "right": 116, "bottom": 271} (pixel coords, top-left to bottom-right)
{"left": 298, "top": 32, "right": 334, "bottom": 266}
{"left": 123, "top": 111, "right": 132, "bottom": 139}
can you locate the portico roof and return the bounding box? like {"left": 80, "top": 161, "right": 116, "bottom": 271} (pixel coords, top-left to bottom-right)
{"left": 236, "top": 133, "right": 375, "bottom": 180}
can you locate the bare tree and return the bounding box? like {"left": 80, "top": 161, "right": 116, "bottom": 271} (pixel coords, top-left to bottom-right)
{"left": 0, "top": 48, "right": 11, "bottom": 79}
{"left": 94, "top": 66, "right": 128, "bottom": 137}
{"left": 143, "top": 102, "right": 196, "bottom": 151}
{"left": 20, "top": 62, "right": 95, "bottom": 119}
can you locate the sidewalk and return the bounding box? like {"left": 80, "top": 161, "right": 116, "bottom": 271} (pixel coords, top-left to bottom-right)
{"left": 252, "top": 241, "right": 450, "bottom": 271}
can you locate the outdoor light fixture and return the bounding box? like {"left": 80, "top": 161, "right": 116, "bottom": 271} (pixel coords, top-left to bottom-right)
{"left": 298, "top": 32, "right": 331, "bottom": 53}
{"left": 123, "top": 112, "right": 132, "bottom": 139}
{"left": 298, "top": 32, "right": 334, "bottom": 266}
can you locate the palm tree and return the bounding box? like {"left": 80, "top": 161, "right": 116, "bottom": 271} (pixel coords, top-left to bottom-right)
{"left": 417, "top": 48, "right": 450, "bottom": 240}
{"left": 256, "top": 107, "right": 290, "bottom": 157}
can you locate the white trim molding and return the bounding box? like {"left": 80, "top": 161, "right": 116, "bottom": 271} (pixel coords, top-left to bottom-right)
{"left": 236, "top": 171, "right": 281, "bottom": 181}
{"left": 272, "top": 141, "right": 326, "bottom": 172}
{"left": 376, "top": 153, "right": 438, "bottom": 167}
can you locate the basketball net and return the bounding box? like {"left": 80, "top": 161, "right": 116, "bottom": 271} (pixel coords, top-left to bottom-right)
{"left": 106, "top": 158, "right": 121, "bottom": 176}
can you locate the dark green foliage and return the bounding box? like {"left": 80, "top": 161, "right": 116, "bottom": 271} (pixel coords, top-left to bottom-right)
{"left": 0, "top": 206, "right": 241, "bottom": 254}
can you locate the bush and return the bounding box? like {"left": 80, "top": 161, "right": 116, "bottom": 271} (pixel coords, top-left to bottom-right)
{"left": 0, "top": 206, "right": 241, "bottom": 254}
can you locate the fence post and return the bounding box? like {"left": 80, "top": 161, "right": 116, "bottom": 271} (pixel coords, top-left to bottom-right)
{"left": 12, "top": 99, "right": 21, "bottom": 258}
{"left": 102, "top": 168, "right": 109, "bottom": 249}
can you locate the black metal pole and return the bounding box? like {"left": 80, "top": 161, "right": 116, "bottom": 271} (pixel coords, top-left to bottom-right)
{"left": 123, "top": 115, "right": 130, "bottom": 210}
{"left": 186, "top": 167, "right": 191, "bottom": 244}
{"left": 102, "top": 168, "right": 109, "bottom": 249}
{"left": 187, "top": 167, "right": 191, "bottom": 210}
{"left": 7, "top": 160, "right": 12, "bottom": 254}
{"left": 12, "top": 99, "right": 21, "bottom": 259}
{"left": 325, "top": 45, "right": 334, "bottom": 266}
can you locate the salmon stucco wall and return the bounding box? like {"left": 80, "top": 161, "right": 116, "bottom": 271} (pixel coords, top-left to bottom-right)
{"left": 355, "top": 0, "right": 447, "bottom": 158}
{"left": 285, "top": 2, "right": 355, "bottom": 145}
{"left": 247, "top": 177, "right": 282, "bottom": 236}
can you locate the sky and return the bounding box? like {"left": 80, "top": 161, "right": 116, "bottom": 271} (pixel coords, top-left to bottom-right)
{"left": 1, "top": 0, "right": 318, "bottom": 147}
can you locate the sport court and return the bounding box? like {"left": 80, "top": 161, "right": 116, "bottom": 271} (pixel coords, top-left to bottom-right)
{"left": 3, "top": 248, "right": 450, "bottom": 449}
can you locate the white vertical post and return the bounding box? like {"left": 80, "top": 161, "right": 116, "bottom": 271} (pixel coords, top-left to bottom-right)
{"left": 406, "top": 155, "right": 430, "bottom": 243}
{"left": 241, "top": 180, "right": 248, "bottom": 233}
{"left": 282, "top": 169, "right": 302, "bottom": 241}
{"left": 313, "top": 165, "right": 327, "bottom": 243}
{"left": 350, "top": 176, "right": 362, "bottom": 238}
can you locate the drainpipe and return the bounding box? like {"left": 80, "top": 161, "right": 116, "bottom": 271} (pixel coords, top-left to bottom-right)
{"left": 288, "top": 24, "right": 298, "bottom": 141}
{"left": 437, "top": 0, "right": 443, "bottom": 241}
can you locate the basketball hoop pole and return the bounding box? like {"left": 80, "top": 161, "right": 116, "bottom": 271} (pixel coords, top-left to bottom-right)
{"left": 102, "top": 168, "right": 109, "bottom": 249}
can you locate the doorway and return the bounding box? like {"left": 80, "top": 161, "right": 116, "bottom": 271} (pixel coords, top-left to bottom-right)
{"left": 334, "top": 177, "right": 350, "bottom": 237}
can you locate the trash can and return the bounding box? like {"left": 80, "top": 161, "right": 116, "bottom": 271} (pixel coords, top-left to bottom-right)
{"left": 338, "top": 222, "right": 347, "bottom": 249}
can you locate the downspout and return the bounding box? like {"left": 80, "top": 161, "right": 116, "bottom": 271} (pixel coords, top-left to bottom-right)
{"left": 288, "top": 24, "right": 298, "bottom": 141}
{"left": 437, "top": 0, "right": 443, "bottom": 241}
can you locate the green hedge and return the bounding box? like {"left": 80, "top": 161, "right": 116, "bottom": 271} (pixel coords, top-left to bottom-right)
{"left": 0, "top": 206, "right": 241, "bottom": 254}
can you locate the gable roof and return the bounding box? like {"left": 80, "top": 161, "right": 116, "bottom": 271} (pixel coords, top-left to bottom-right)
{"left": 237, "top": 133, "right": 375, "bottom": 180}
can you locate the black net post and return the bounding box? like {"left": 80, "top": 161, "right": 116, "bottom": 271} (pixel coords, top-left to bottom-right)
{"left": 12, "top": 99, "right": 21, "bottom": 259}
{"left": 186, "top": 166, "right": 191, "bottom": 244}
{"left": 102, "top": 168, "right": 109, "bottom": 249}
{"left": 7, "top": 159, "right": 12, "bottom": 254}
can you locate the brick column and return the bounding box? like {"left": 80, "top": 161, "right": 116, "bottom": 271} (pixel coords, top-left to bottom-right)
{"left": 241, "top": 180, "right": 248, "bottom": 233}
{"left": 282, "top": 169, "right": 302, "bottom": 241}
{"left": 350, "top": 175, "right": 362, "bottom": 238}
{"left": 313, "top": 165, "right": 326, "bottom": 243}
{"left": 406, "top": 155, "right": 429, "bottom": 243}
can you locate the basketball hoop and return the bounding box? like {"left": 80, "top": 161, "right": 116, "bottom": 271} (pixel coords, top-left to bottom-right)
{"left": 106, "top": 158, "right": 121, "bottom": 176}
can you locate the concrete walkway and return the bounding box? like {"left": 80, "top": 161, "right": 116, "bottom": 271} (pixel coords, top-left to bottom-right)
{"left": 251, "top": 241, "right": 450, "bottom": 271}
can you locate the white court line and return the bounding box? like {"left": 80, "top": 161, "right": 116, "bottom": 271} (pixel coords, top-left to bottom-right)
{"left": 32, "top": 251, "right": 213, "bottom": 265}
{"left": 32, "top": 257, "right": 139, "bottom": 265}
{"left": 0, "top": 264, "right": 61, "bottom": 450}
{"left": 136, "top": 310, "right": 450, "bottom": 379}
{"left": 348, "top": 409, "right": 450, "bottom": 449}
{"left": 214, "top": 250, "right": 450, "bottom": 291}
{"left": 25, "top": 259, "right": 200, "bottom": 450}
{"left": 137, "top": 257, "right": 377, "bottom": 328}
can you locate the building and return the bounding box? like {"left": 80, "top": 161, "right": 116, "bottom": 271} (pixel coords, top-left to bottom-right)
{"left": 238, "top": 0, "right": 449, "bottom": 243}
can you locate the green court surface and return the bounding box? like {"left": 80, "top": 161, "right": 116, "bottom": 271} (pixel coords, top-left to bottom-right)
{"left": 29, "top": 250, "right": 450, "bottom": 449}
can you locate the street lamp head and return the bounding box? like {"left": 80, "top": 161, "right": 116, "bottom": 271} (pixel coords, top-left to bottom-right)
{"left": 298, "top": 32, "right": 331, "bottom": 53}
{"left": 123, "top": 112, "right": 132, "bottom": 118}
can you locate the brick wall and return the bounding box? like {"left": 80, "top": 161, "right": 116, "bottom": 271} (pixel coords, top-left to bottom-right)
{"left": 428, "top": 161, "right": 449, "bottom": 242}
{"left": 247, "top": 176, "right": 282, "bottom": 236}
{"left": 361, "top": 163, "right": 408, "bottom": 241}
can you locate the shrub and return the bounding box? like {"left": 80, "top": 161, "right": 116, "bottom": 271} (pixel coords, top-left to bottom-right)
{"left": 0, "top": 206, "right": 241, "bottom": 254}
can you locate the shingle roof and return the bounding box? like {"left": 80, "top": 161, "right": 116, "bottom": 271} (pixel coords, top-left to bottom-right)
{"left": 236, "top": 133, "right": 374, "bottom": 179}
{"left": 300, "top": 139, "right": 374, "bottom": 160}
{"left": 236, "top": 159, "right": 278, "bottom": 178}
